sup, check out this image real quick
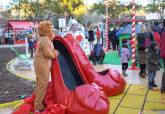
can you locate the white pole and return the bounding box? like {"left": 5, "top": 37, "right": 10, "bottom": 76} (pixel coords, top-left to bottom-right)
{"left": 25, "top": 38, "right": 28, "bottom": 56}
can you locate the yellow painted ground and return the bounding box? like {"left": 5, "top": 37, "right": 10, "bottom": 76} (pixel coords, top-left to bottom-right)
{"left": 109, "top": 84, "right": 165, "bottom": 114}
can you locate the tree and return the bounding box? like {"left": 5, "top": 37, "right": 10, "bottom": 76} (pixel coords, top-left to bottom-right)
{"left": 9, "top": 0, "right": 84, "bottom": 21}
{"left": 57, "top": 0, "right": 84, "bottom": 17}
{"left": 9, "top": 0, "right": 47, "bottom": 22}
{"left": 89, "top": 1, "right": 142, "bottom": 20}
{"left": 145, "top": 0, "right": 165, "bottom": 19}
{"left": 73, "top": 5, "right": 87, "bottom": 23}
{"left": 0, "top": 10, "right": 12, "bottom": 27}
{"left": 89, "top": 3, "right": 105, "bottom": 15}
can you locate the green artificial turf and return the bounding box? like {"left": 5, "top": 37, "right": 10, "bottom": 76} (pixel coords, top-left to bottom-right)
{"left": 103, "top": 51, "right": 163, "bottom": 68}
{"left": 103, "top": 51, "right": 136, "bottom": 66}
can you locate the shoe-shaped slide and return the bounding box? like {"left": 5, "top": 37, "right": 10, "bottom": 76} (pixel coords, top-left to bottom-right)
{"left": 53, "top": 35, "right": 126, "bottom": 96}
{"left": 12, "top": 37, "right": 109, "bottom": 114}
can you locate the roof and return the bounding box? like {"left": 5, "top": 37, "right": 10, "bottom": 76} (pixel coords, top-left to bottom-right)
{"left": 7, "top": 20, "right": 38, "bottom": 30}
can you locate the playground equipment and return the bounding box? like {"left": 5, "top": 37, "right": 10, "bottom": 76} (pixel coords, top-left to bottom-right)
{"left": 12, "top": 35, "right": 126, "bottom": 114}
{"left": 55, "top": 35, "right": 126, "bottom": 96}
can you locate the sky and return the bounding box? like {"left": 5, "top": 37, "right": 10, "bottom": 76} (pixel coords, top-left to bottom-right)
{"left": 0, "top": 0, "right": 149, "bottom": 8}
{"left": 0, "top": 0, "right": 10, "bottom": 7}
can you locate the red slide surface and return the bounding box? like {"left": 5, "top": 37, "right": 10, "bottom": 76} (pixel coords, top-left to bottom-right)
{"left": 54, "top": 35, "right": 126, "bottom": 96}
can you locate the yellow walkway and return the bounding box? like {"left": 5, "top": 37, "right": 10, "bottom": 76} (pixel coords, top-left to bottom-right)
{"left": 109, "top": 85, "right": 165, "bottom": 114}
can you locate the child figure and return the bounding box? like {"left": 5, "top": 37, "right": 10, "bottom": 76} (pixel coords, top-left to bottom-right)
{"left": 121, "top": 44, "right": 130, "bottom": 77}
{"left": 146, "top": 42, "right": 160, "bottom": 90}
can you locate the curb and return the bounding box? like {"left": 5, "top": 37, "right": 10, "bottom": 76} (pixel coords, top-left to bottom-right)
{"left": 0, "top": 58, "right": 34, "bottom": 108}
{"left": 6, "top": 58, "right": 35, "bottom": 82}
{"left": 0, "top": 100, "right": 23, "bottom": 109}
{"left": 0, "top": 44, "right": 25, "bottom": 48}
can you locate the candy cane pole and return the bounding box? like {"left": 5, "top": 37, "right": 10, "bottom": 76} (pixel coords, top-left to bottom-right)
{"left": 131, "top": 0, "right": 136, "bottom": 69}
{"left": 105, "top": 0, "right": 109, "bottom": 51}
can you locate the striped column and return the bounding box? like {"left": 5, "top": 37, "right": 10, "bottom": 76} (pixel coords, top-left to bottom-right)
{"left": 131, "top": 0, "right": 136, "bottom": 69}
{"left": 105, "top": 1, "right": 109, "bottom": 51}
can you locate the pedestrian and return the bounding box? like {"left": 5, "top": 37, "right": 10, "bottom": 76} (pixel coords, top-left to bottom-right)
{"left": 88, "top": 28, "right": 95, "bottom": 53}
{"left": 138, "top": 48, "right": 147, "bottom": 78}
{"left": 109, "top": 28, "right": 117, "bottom": 51}
{"left": 96, "top": 27, "right": 101, "bottom": 44}
{"left": 34, "top": 21, "right": 59, "bottom": 113}
{"left": 160, "top": 19, "right": 165, "bottom": 104}
{"left": 121, "top": 43, "right": 130, "bottom": 77}
{"left": 28, "top": 35, "right": 34, "bottom": 58}
{"left": 137, "top": 33, "right": 147, "bottom": 78}
{"left": 146, "top": 42, "right": 160, "bottom": 90}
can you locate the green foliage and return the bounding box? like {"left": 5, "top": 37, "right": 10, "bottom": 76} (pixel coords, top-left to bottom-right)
{"left": 9, "top": 0, "right": 47, "bottom": 21}
{"left": 0, "top": 10, "right": 12, "bottom": 26}
{"left": 145, "top": 0, "right": 165, "bottom": 19}
{"left": 57, "top": 0, "right": 84, "bottom": 16}
{"left": 73, "top": 5, "right": 87, "bottom": 23}
{"left": 89, "top": 3, "right": 105, "bottom": 14}
{"left": 89, "top": 1, "right": 142, "bottom": 19}
{"left": 9, "top": 0, "right": 84, "bottom": 21}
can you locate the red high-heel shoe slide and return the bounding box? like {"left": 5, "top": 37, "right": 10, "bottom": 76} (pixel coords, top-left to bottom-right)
{"left": 53, "top": 35, "right": 126, "bottom": 96}
{"left": 12, "top": 40, "right": 109, "bottom": 114}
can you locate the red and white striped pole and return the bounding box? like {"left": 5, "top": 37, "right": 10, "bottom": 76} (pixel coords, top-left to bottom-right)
{"left": 105, "top": 0, "right": 109, "bottom": 51}
{"left": 131, "top": 0, "right": 136, "bottom": 69}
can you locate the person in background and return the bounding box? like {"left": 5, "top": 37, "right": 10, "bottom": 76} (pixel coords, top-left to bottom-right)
{"left": 154, "top": 32, "right": 160, "bottom": 45}
{"left": 28, "top": 35, "right": 34, "bottom": 58}
{"left": 137, "top": 32, "right": 147, "bottom": 78}
{"left": 121, "top": 43, "right": 130, "bottom": 77}
{"left": 154, "top": 21, "right": 162, "bottom": 36}
{"left": 154, "top": 29, "right": 161, "bottom": 67}
{"left": 146, "top": 42, "right": 160, "bottom": 90}
{"left": 160, "top": 20, "right": 165, "bottom": 104}
{"left": 96, "top": 27, "right": 101, "bottom": 44}
{"left": 109, "top": 28, "right": 117, "bottom": 51}
{"left": 116, "top": 28, "right": 120, "bottom": 50}
{"left": 138, "top": 47, "right": 147, "bottom": 78}
{"left": 34, "top": 21, "right": 59, "bottom": 113}
{"left": 88, "top": 28, "right": 95, "bottom": 53}
{"left": 33, "top": 38, "right": 38, "bottom": 51}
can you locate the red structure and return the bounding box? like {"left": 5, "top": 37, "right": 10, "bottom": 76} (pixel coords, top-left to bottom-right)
{"left": 57, "top": 35, "right": 126, "bottom": 96}
{"left": 3, "top": 20, "right": 37, "bottom": 44}
{"left": 12, "top": 35, "right": 126, "bottom": 114}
